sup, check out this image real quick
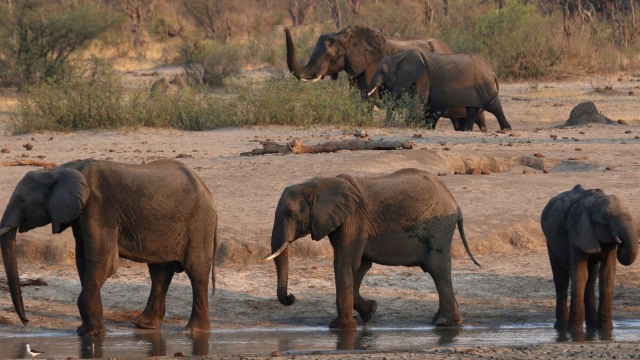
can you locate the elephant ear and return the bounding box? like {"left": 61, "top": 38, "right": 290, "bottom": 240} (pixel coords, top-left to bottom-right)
{"left": 342, "top": 25, "right": 386, "bottom": 78}
{"left": 395, "top": 50, "right": 427, "bottom": 94}
{"left": 47, "top": 168, "right": 90, "bottom": 234}
{"left": 567, "top": 198, "right": 600, "bottom": 254}
{"left": 310, "top": 177, "right": 360, "bottom": 241}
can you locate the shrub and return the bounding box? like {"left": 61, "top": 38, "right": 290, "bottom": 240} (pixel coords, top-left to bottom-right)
{"left": 179, "top": 39, "right": 245, "bottom": 87}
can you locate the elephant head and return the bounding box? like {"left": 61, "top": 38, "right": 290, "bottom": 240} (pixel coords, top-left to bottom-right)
{"left": 368, "top": 49, "right": 427, "bottom": 99}
{"left": 0, "top": 167, "right": 90, "bottom": 325}
{"left": 264, "top": 177, "right": 359, "bottom": 306}
{"left": 568, "top": 189, "right": 638, "bottom": 266}
{"left": 285, "top": 25, "right": 386, "bottom": 81}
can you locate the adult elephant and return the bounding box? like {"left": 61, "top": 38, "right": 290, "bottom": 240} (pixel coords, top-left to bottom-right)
{"left": 368, "top": 49, "right": 512, "bottom": 131}
{"left": 0, "top": 159, "right": 218, "bottom": 336}
{"left": 284, "top": 26, "right": 487, "bottom": 131}
{"left": 265, "top": 168, "right": 480, "bottom": 329}
{"left": 541, "top": 185, "right": 638, "bottom": 331}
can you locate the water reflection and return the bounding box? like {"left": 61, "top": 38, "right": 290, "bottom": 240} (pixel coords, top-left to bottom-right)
{"left": 556, "top": 328, "right": 614, "bottom": 343}
{"left": 2, "top": 321, "right": 640, "bottom": 358}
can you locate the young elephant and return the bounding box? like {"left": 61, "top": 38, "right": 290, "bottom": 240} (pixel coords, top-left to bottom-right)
{"left": 541, "top": 185, "right": 638, "bottom": 331}
{"left": 368, "top": 49, "right": 511, "bottom": 131}
{"left": 0, "top": 159, "right": 217, "bottom": 335}
{"left": 265, "top": 168, "right": 480, "bottom": 329}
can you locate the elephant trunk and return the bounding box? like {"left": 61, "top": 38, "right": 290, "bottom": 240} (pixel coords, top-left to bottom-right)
{"left": 270, "top": 227, "right": 296, "bottom": 306}
{"left": 285, "top": 27, "right": 304, "bottom": 81}
{"left": 614, "top": 217, "right": 638, "bottom": 266}
{"left": 1, "top": 227, "right": 29, "bottom": 325}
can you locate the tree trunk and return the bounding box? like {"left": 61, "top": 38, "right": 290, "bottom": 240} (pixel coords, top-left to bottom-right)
{"left": 327, "top": 0, "right": 341, "bottom": 30}
{"left": 562, "top": 0, "right": 572, "bottom": 42}
{"left": 240, "top": 138, "right": 414, "bottom": 156}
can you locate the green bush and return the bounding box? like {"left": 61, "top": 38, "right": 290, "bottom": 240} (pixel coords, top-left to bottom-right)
{"left": 11, "top": 73, "right": 382, "bottom": 133}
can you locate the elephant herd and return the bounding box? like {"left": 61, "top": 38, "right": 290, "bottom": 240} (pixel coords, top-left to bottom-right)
{"left": 285, "top": 25, "right": 512, "bottom": 132}
{"left": 0, "top": 25, "right": 636, "bottom": 339}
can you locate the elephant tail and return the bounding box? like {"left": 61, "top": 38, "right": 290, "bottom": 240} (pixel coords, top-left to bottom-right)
{"left": 457, "top": 206, "right": 481, "bottom": 267}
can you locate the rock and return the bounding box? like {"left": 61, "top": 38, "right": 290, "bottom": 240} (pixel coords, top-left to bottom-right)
{"left": 176, "top": 153, "right": 193, "bottom": 159}
{"left": 575, "top": 148, "right": 582, "bottom": 151}
{"left": 629, "top": 91, "right": 634, "bottom": 95}
{"left": 442, "top": 147, "right": 450, "bottom": 151}
{"left": 523, "top": 169, "right": 529, "bottom": 174}
{"left": 563, "top": 101, "right": 615, "bottom": 126}
{"left": 49, "top": 137, "right": 54, "bottom": 140}
{"left": 496, "top": 129, "right": 507, "bottom": 134}
{"left": 413, "top": 133, "right": 422, "bottom": 138}
{"left": 437, "top": 172, "right": 448, "bottom": 176}
{"left": 550, "top": 135, "right": 558, "bottom": 140}
{"left": 23, "top": 143, "right": 33, "bottom": 150}
{"left": 108, "top": 149, "right": 116, "bottom": 152}
{"left": 271, "top": 351, "right": 282, "bottom": 357}
{"left": 543, "top": 169, "right": 549, "bottom": 174}
{"left": 625, "top": 130, "right": 632, "bottom": 133}
{"left": 605, "top": 166, "right": 613, "bottom": 171}
{"left": 481, "top": 170, "right": 492, "bottom": 175}
{"left": 579, "top": 131, "right": 586, "bottom": 134}
{"left": 534, "top": 153, "right": 545, "bottom": 158}
{"left": 466, "top": 168, "right": 481, "bottom": 175}
{"left": 0, "top": 148, "right": 9, "bottom": 153}
{"left": 37, "top": 155, "right": 46, "bottom": 159}
{"left": 21, "top": 152, "right": 30, "bottom": 158}
{"left": 174, "top": 351, "right": 186, "bottom": 357}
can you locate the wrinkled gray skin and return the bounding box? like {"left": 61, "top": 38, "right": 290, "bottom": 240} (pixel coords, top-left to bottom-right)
{"left": 541, "top": 185, "right": 638, "bottom": 332}
{"left": 368, "top": 49, "right": 512, "bottom": 131}
{"left": 0, "top": 159, "right": 217, "bottom": 336}
{"left": 284, "top": 26, "right": 486, "bottom": 130}
{"left": 266, "top": 168, "right": 480, "bottom": 329}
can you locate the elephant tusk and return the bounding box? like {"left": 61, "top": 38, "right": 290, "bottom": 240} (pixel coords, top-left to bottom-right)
{"left": 264, "top": 241, "right": 289, "bottom": 261}
{"left": 615, "top": 236, "right": 623, "bottom": 244}
{"left": 0, "top": 227, "right": 12, "bottom": 236}
{"left": 301, "top": 75, "right": 323, "bottom": 83}
{"left": 367, "top": 86, "right": 378, "bottom": 97}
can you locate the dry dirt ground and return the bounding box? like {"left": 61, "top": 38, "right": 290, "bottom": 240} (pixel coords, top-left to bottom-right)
{"left": 1, "top": 73, "right": 640, "bottom": 358}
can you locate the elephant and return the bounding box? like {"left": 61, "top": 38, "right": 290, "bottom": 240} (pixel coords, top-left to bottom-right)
{"left": 368, "top": 49, "right": 512, "bottom": 131}
{"left": 265, "top": 168, "right": 480, "bottom": 329}
{"left": 284, "top": 26, "right": 487, "bottom": 131}
{"left": 0, "top": 159, "right": 218, "bottom": 336}
{"left": 541, "top": 184, "right": 638, "bottom": 332}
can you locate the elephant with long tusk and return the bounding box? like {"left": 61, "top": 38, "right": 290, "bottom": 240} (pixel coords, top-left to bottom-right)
{"left": 265, "top": 168, "right": 480, "bottom": 329}
{"left": 0, "top": 159, "right": 218, "bottom": 336}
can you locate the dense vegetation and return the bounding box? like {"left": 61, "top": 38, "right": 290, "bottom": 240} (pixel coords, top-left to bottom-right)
{"left": 3, "top": 0, "right": 639, "bottom": 131}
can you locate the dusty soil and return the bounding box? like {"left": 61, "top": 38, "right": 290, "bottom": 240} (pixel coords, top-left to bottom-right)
{"left": 1, "top": 73, "right": 640, "bottom": 358}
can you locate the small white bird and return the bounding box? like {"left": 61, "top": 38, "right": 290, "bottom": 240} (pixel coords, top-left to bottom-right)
{"left": 25, "top": 344, "right": 44, "bottom": 359}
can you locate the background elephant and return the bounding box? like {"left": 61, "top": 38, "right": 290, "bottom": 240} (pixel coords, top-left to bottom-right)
{"left": 0, "top": 159, "right": 217, "bottom": 335}
{"left": 368, "top": 49, "right": 512, "bottom": 131}
{"left": 284, "top": 26, "right": 486, "bottom": 131}
{"left": 265, "top": 168, "right": 479, "bottom": 329}
{"left": 541, "top": 184, "right": 638, "bottom": 331}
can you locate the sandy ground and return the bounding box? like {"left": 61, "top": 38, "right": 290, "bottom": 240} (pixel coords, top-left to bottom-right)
{"left": 1, "top": 73, "right": 640, "bottom": 358}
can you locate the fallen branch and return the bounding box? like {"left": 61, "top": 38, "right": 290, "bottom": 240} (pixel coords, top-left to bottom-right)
{"left": 0, "top": 160, "right": 57, "bottom": 168}
{"left": 0, "top": 278, "right": 48, "bottom": 291}
{"left": 241, "top": 138, "right": 413, "bottom": 156}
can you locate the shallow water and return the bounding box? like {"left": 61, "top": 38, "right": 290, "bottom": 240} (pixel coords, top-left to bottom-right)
{"left": 2, "top": 321, "right": 640, "bottom": 358}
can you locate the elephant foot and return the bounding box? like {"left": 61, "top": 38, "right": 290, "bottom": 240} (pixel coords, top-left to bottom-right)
{"left": 329, "top": 316, "right": 357, "bottom": 330}
{"left": 597, "top": 321, "right": 614, "bottom": 331}
{"left": 133, "top": 313, "right": 163, "bottom": 330}
{"left": 480, "top": 127, "right": 487, "bottom": 133}
{"left": 355, "top": 299, "right": 377, "bottom": 323}
{"left": 76, "top": 322, "right": 107, "bottom": 336}
{"left": 185, "top": 317, "right": 211, "bottom": 332}
{"left": 431, "top": 309, "right": 462, "bottom": 327}
{"left": 553, "top": 319, "right": 568, "bottom": 331}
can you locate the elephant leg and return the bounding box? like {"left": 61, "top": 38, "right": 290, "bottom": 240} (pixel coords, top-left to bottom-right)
{"left": 423, "top": 252, "right": 462, "bottom": 326}
{"left": 353, "top": 258, "right": 376, "bottom": 323}
{"left": 184, "top": 260, "right": 212, "bottom": 332}
{"left": 462, "top": 107, "right": 480, "bottom": 131}
{"left": 597, "top": 249, "right": 616, "bottom": 330}
{"left": 568, "top": 251, "right": 588, "bottom": 331}
{"left": 474, "top": 111, "right": 488, "bottom": 133}
{"left": 74, "top": 228, "right": 116, "bottom": 336}
{"left": 484, "top": 97, "right": 512, "bottom": 130}
{"left": 449, "top": 117, "right": 462, "bottom": 131}
{"left": 330, "top": 249, "right": 358, "bottom": 330}
{"left": 584, "top": 260, "right": 600, "bottom": 329}
{"left": 549, "top": 257, "right": 570, "bottom": 330}
{"left": 133, "top": 264, "right": 175, "bottom": 329}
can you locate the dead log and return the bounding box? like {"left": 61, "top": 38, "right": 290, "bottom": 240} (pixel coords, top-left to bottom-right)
{"left": 0, "top": 278, "right": 47, "bottom": 292}
{"left": 240, "top": 138, "right": 413, "bottom": 156}
{"left": 0, "top": 160, "right": 57, "bottom": 168}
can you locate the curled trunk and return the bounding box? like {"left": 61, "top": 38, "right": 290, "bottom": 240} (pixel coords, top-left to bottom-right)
{"left": 1, "top": 228, "right": 29, "bottom": 325}
{"left": 616, "top": 219, "right": 638, "bottom": 266}
{"left": 274, "top": 245, "right": 295, "bottom": 306}
{"left": 285, "top": 27, "right": 304, "bottom": 80}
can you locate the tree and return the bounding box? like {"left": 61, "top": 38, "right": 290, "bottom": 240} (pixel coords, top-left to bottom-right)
{"left": 182, "top": 0, "right": 219, "bottom": 39}
{"left": 106, "top": 0, "right": 155, "bottom": 48}
{"left": 0, "top": 0, "right": 121, "bottom": 86}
